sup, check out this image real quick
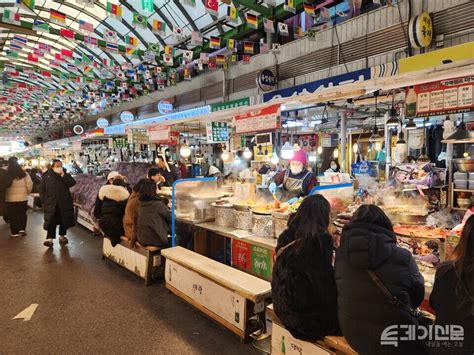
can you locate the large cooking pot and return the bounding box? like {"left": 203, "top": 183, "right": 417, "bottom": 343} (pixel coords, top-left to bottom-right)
{"left": 454, "top": 158, "right": 474, "bottom": 172}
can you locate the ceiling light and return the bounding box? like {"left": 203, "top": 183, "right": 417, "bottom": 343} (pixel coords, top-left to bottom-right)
{"left": 280, "top": 141, "right": 294, "bottom": 160}
{"left": 405, "top": 118, "right": 417, "bottom": 130}
{"left": 270, "top": 152, "right": 279, "bottom": 165}
{"left": 386, "top": 108, "right": 400, "bottom": 128}
{"left": 352, "top": 143, "right": 359, "bottom": 153}
{"left": 179, "top": 141, "right": 191, "bottom": 158}
{"left": 333, "top": 149, "right": 339, "bottom": 159}
{"left": 221, "top": 150, "right": 230, "bottom": 162}
{"left": 397, "top": 131, "right": 406, "bottom": 144}
{"left": 243, "top": 147, "right": 252, "bottom": 160}
{"left": 317, "top": 146, "right": 323, "bottom": 155}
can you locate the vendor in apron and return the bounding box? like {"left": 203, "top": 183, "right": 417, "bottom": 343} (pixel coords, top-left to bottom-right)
{"left": 273, "top": 149, "right": 316, "bottom": 199}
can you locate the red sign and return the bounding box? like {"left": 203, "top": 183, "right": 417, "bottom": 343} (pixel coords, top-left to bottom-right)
{"left": 232, "top": 240, "right": 251, "bottom": 271}
{"left": 80, "top": 128, "right": 104, "bottom": 139}
{"left": 147, "top": 125, "right": 179, "bottom": 145}
{"left": 412, "top": 75, "right": 474, "bottom": 117}
{"left": 233, "top": 104, "right": 281, "bottom": 134}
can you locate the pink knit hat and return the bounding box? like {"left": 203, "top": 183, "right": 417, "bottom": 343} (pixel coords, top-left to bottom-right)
{"left": 290, "top": 149, "right": 307, "bottom": 165}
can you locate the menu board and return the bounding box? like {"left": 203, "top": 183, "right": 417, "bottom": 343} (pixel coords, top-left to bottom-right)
{"left": 413, "top": 75, "right": 474, "bottom": 116}
{"left": 127, "top": 128, "right": 149, "bottom": 145}
{"left": 206, "top": 122, "right": 229, "bottom": 143}
{"left": 233, "top": 104, "right": 280, "bottom": 134}
{"left": 113, "top": 138, "right": 128, "bottom": 148}
{"left": 147, "top": 125, "right": 170, "bottom": 143}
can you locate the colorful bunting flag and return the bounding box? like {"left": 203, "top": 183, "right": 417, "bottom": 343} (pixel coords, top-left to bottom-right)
{"left": 147, "top": 43, "right": 159, "bottom": 53}
{"left": 125, "top": 34, "right": 138, "bottom": 47}
{"left": 163, "top": 55, "right": 173, "bottom": 66}
{"left": 164, "top": 46, "right": 175, "bottom": 56}
{"left": 103, "top": 29, "right": 117, "bottom": 43}
{"left": 243, "top": 54, "right": 251, "bottom": 64}
{"left": 79, "top": 19, "right": 94, "bottom": 33}
{"left": 272, "top": 43, "right": 281, "bottom": 52}
{"left": 183, "top": 0, "right": 196, "bottom": 7}
{"left": 141, "top": 0, "right": 154, "bottom": 13}
{"left": 3, "top": 9, "right": 21, "bottom": 25}
{"left": 77, "top": 0, "right": 95, "bottom": 7}
{"left": 264, "top": 18, "right": 275, "bottom": 33}
{"left": 246, "top": 13, "right": 258, "bottom": 29}
{"left": 106, "top": 2, "right": 122, "bottom": 17}
{"left": 173, "top": 27, "right": 185, "bottom": 41}
{"left": 38, "top": 42, "right": 51, "bottom": 53}
{"left": 278, "top": 22, "right": 289, "bottom": 36}
{"left": 106, "top": 42, "right": 119, "bottom": 52}
{"left": 33, "top": 19, "right": 49, "bottom": 32}
{"left": 303, "top": 2, "right": 315, "bottom": 15}
{"left": 191, "top": 31, "right": 203, "bottom": 45}
{"left": 152, "top": 19, "right": 166, "bottom": 36}
{"left": 209, "top": 36, "right": 220, "bottom": 49}
{"left": 12, "top": 35, "right": 28, "bottom": 46}
{"left": 132, "top": 12, "right": 147, "bottom": 28}
{"left": 284, "top": 0, "right": 296, "bottom": 14}
{"left": 183, "top": 68, "right": 192, "bottom": 81}
{"left": 244, "top": 41, "right": 254, "bottom": 54}
{"left": 50, "top": 9, "right": 66, "bottom": 24}
{"left": 321, "top": 6, "right": 331, "bottom": 20}
{"left": 126, "top": 47, "right": 138, "bottom": 57}
{"left": 226, "top": 6, "right": 238, "bottom": 22}
{"left": 9, "top": 43, "right": 23, "bottom": 52}
{"left": 183, "top": 50, "right": 193, "bottom": 61}
{"left": 20, "top": 0, "right": 35, "bottom": 11}
{"left": 55, "top": 53, "right": 65, "bottom": 61}
{"left": 208, "top": 57, "right": 217, "bottom": 70}
{"left": 6, "top": 50, "right": 19, "bottom": 59}
{"left": 60, "top": 28, "right": 75, "bottom": 39}
{"left": 226, "top": 39, "right": 236, "bottom": 52}
{"left": 216, "top": 55, "right": 226, "bottom": 64}
{"left": 204, "top": 0, "right": 218, "bottom": 16}
{"left": 260, "top": 42, "right": 270, "bottom": 53}
{"left": 61, "top": 48, "right": 73, "bottom": 58}
{"left": 84, "top": 36, "right": 98, "bottom": 47}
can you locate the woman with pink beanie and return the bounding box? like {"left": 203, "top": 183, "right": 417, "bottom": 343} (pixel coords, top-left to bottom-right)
{"left": 273, "top": 149, "right": 316, "bottom": 199}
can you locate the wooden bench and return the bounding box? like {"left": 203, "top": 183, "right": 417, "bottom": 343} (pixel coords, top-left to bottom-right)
{"left": 161, "top": 246, "right": 272, "bottom": 342}
{"left": 102, "top": 236, "right": 162, "bottom": 286}
{"left": 266, "top": 305, "right": 357, "bottom": 355}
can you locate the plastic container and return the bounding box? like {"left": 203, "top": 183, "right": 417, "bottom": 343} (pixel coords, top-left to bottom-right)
{"left": 469, "top": 172, "right": 474, "bottom": 180}
{"left": 470, "top": 181, "right": 474, "bottom": 190}
{"left": 454, "top": 180, "right": 468, "bottom": 189}
{"left": 454, "top": 172, "right": 468, "bottom": 181}
{"left": 233, "top": 210, "right": 253, "bottom": 231}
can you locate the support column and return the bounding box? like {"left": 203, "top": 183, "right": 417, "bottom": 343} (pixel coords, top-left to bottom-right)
{"left": 384, "top": 112, "right": 391, "bottom": 184}
{"left": 340, "top": 112, "right": 347, "bottom": 173}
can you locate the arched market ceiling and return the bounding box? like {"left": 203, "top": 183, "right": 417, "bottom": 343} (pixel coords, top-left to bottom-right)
{"left": 0, "top": 0, "right": 351, "bottom": 139}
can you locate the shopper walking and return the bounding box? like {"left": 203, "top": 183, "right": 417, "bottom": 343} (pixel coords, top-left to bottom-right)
{"left": 0, "top": 158, "right": 9, "bottom": 224}
{"left": 39, "top": 159, "right": 76, "bottom": 247}
{"left": 335, "top": 204, "right": 426, "bottom": 354}
{"left": 272, "top": 195, "right": 341, "bottom": 341}
{"left": 4, "top": 157, "right": 32, "bottom": 237}
{"left": 430, "top": 215, "right": 474, "bottom": 354}
{"left": 96, "top": 178, "right": 130, "bottom": 247}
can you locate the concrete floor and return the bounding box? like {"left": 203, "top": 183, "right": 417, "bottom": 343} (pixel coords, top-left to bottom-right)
{"left": 0, "top": 210, "right": 263, "bottom": 354}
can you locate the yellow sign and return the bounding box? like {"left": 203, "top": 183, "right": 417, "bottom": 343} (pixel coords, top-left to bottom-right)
{"left": 399, "top": 42, "right": 474, "bottom": 74}
{"left": 409, "top": 12, "right": 433, "bottom": 48}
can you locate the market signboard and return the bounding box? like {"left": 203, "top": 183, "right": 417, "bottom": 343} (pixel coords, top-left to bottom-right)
{"left": 206, "top": 122, "right": 229, "bottom": 143}
{"left": 127, "top": 128, "right": 149, "bottom": 145}
{"left": 211, "top": 97, "right": 250, "bottom": 112}
{"left": 412, "top": 75, "right": 474, "bottom": 117}
{"left": 233, "top": 104, "right": 280, "bottom": 134}
{"left": 147, "top": 125, "right": 180, "bottom": 145}
{"left": 113, "top": 138, "right": 128, "bottom": 148}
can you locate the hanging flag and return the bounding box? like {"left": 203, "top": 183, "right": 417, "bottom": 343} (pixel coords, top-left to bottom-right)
{"left": 321, "top": 6, "right": 331, "bottom": 21}
{"left": 50, "top": 9, "right": 66, "bottom": 24}
{"left": 226, "top": 6, "right": 238, "bottom": 22}
{"left": 260, "top": 42, "right": 270, "bottom": 53}
{"left": 183, "top": 67, "right": 191, "bottom": 81}
{"left": 209, "top": 36, "right": 220, "bottom": 49}
{"left": 33, "top": 19, "right": 49, "bottom": 32}
{"left": 106, "top": 2, "right": 122, "bottom": 17}
{"left": 226, "top": 39, "right": 236, "bottom": 52}
{"left": 191, "top": 31, "right": 203, "bottom": 45}
{"left": 82, "top": 53, "right": 92, "bottom": 64}
{"left": 246, "top": 13, "right": 258, "bottom": 29}
{"left": 278, "top": 22, "right": 289, "bottom": 36}
{"left": 3, "top": 9, "right": 21, "bottom": 25}
{"left": 106, "top": 42, "right": 119, "bottom": 52}
{"left": 84, "top": 36, "right": 98, "bottom": 47}
{"left": 61, "top": 48, "right": 73, "bottom": 58}
{"left": 272, "top": 43, "right": 281, "bottom": 52}
{"left": 216, "top": 55, "right": 226, "bottom": 64}
{"left": 102, "top": 58, "right": 114, "bottom": 67}
{"left": 60, "top": 28, "right": 75, "bottom": 39}
{"left": 148, "top": 43, "right": 160, "bottom": 53}
{"left": 164, "top": 46, "right": 175, "bottom": 56}
{"left": 67, "top": 63, "right": 77, "bottom": 71}
{"left": 6, "top": 50, "right": 19, "bottom": 59}
{"left": 9, "top": 43, "right": 23, "bottom": 52}
{"left": 50, "top": 59, "right": 60, "bottom": 67}
{"left": 208, "top": 57, "right": 217, "bottom": 70}
{"left": 173, "top": 27, "right": 185, "bottom": 41}
{"left": 244, "top": 41, "right": 254, "bottom": 54}
{"left": 103, "top": 29, "right": 117, "bottom": 43}
{"left": 125, "top": 34, "right": 138, "bottom": 47}
{"left": 163, "top": 55, "right": 173, "bottom": 66}
{"left": 295, "top": 26, "right": 305, "bottom": 38}
{"left": 20, "top": 0, "right": 35, "bottom": 11}
{"left": 132, "top": 12, "right": 147, "bottom": 28}
{"left": 284, "top": 0, "right": 296, "bottom": 14}
{"left": 79, "top": 19, "right": 94, "bottom": 33}
{"left": 12, "top": 35, "right": 28, "bottom": 46}
{"left": 126, "top": 47, "right": 138, "bottom": 57}
{"left": 77, "top": 0, "right": 95, "bottom": 7}
{"left": 141, "top": 0, "right": 154, "bottom": 13}
{"left": 183, "top": 50, "right": 193, "bottom": 61}
{"left": 4, "top": 64, "right": 16, "bottom": 73}
{"left": 264, "top": 18, "right": 274, "bottom": 33}
{"left": 183, "top": 0, "right": 196, "bottom": 7}
{"left": 152, "top": 20, "right": 166, "bottom": 36}
{"left": 204, "top": 0, "right": 218, "bottom": 17}
{"left": 243, "top": 54, "right": 251, "bottom": 64}
{"left": 41, "top": 70, "right": 52, "bottom": 78}
{"left": 303, "top": 2, "right": 315, "bottom": 16}
{"left": 55, "top": 53, "right": 65, "bottom": 61}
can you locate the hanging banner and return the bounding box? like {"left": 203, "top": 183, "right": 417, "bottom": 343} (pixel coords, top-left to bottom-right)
{"left": 80, "top": 129, "right": 104, "bottom": 139}
{"left": 147, "top": 125, "right": 179, "bottom": 145}
{"left": 206, "top": 122, "right": 229, "bottom": 143}
{"left": 233, "top": 104, "right": 281, "bottom": 134}
{"left": 211, "top": 97, "right": 250, "bottom": 112}
{"left": 411, "top": 75, "right": 474, "bottom": 117}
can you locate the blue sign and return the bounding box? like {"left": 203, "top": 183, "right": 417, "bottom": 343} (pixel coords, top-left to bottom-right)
{"left": 257, "top": 69, "right": 277, "bottom": 92}
{"left": 120, "top": 111, "right": 135, "bottom": 123}
{"left": 105, "top": 105, "right": 211, "bottom": 135}
{"left": 262, "top": 69, "right": 371, "bottom": 102}
{"left": 158, "top": 100, "right": 174, "bottom": 115}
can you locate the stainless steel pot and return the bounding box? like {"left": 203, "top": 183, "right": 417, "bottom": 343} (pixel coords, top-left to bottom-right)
{"left": 454, "top": 158, "right": 474, "bottom": 172}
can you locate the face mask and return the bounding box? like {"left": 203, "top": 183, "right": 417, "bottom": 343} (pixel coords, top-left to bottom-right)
{"left": 290, "top": 164, "right": 303, "bottom": 175}
{"left": 53, "top": 167, "right": 63, "bottom": 174}
{"left": 330, "top": 164, "right": 337, "bottom": 170}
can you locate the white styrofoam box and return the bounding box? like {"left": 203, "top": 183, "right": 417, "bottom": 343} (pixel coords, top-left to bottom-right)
{"left": 454, "top": 180, "right": 468, "bottom": 189}
{"left": 454, "top": 172, "right": 468, "bottom": 180}
{"left": 165, "top": 259, "right": 246, "bottom": 331}
{"left": 102, "top": 238, "right": 148, "bottom": 278}
{"left": 271, "top": 321, "right": 332, "bottom": 355}
{"left": 77, "top": 208, "right": 95, "bottom": 232}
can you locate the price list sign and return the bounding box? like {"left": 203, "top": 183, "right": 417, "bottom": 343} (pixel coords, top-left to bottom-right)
{"left": 127, "top": 128, "right": 149, "bottom": 145}
{"left": 113, "top": 138, "right": 128, "bottom": 148}
{"left": 233, "top": 104, "right": 281, "bottom": 134}
{"left": 206, "top": 122, "right": 228, "bottom": 143}
{"left": 413, "top": 75, "right": 474, "bottom": 116}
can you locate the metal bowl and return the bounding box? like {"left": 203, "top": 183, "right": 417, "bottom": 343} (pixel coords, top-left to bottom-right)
{"left": 453, "top": 158, "right": 474, "bottom": 172}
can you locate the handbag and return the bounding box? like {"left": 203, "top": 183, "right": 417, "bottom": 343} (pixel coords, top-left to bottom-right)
{"left": 367, "top": 270, "right": 435, "bottom": 326}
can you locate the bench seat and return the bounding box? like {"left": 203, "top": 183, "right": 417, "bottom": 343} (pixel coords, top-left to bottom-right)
{"left": 162, "top": 246, "right": 272, "bottom": 341}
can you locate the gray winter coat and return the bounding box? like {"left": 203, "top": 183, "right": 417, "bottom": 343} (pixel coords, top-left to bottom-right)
{"left": 137, "top": 195, "right": 171, "bottom": 247}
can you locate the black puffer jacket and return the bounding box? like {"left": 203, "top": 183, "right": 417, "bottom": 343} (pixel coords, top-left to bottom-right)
{"left": 137, "top": 195, "right": 171, "bottom": 247}
{"left": 335, "top": 222, "right": 426, "bottom": 355}
{"left": 96, "top": 185, "right": 129, "bottom": 246}
{"left": 272, "top": 229, "right": 341, "bottom": 341}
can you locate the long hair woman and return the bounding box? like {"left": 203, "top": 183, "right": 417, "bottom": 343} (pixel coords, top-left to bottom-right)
{"left": 5, "top": 157, "right": 32, "bottom": 237}
{"left": 430, "top": 215, "right": 474, "bottom": 354}
{"left": 272, "top": 195, "right": 341, "bottom": 341}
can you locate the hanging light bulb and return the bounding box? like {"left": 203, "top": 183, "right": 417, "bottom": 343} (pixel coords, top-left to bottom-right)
{"left": 280, "top": 141, "right": 294, "bottom": 160}
{"left": 375, "top": 141, "right": 382, "bottom": 152}
{"left": 233, "top": 155, "right": 241, "bottom": 165}
{"left": 396, "top": 131, "right": 406, "bottom": 144}
{"left": 317, "top": 146, "right": 323, "bottom": 155}
{"left": 221, "top": 150, "right": 230, "bottom": 162}
{"left": 179, "top": 140, "right": 191, "bottom": 158}
{"left": 270, "top": 152, "right": 280, "bottom": 165}
{"left": 333, "top": 149, "right": 339, "bottom": 159}
{"left": 386, "top": 108, "right": 400, "bottom": 128}
{"left": 352, "top": 143, "right": 359, "bottom": 153}
{"left": 243, "top": 147, "right": 252, "bottom": 160}
{"left": 405, "top": 118, "right": 417, "bottom": 130}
